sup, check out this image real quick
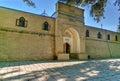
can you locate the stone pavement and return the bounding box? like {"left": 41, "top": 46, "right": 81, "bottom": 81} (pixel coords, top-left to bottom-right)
{"left": 0, "top": 59, "right": 120, "bottom": 81}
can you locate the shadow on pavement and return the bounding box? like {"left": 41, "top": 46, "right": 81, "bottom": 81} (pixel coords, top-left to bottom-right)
{"left": 0, "top": 59, "right": 120, "bottom": 81}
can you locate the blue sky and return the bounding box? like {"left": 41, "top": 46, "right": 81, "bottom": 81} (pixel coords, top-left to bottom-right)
{"left": 0, "top": 0, "right": 119, "bottom": 31}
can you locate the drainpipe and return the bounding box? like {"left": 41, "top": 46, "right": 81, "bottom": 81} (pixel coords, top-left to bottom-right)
{"left": 105, "top": 30, "right": 112, "bottom": 58}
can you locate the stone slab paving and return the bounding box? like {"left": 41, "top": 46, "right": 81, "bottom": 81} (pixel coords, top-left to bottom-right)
{"left": 0, "top": 59, "right": 120, "bottom": 81}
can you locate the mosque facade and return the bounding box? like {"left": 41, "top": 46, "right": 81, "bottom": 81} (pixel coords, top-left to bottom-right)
{"left": 0, "top": 2, "right": 120, "bottom": 61}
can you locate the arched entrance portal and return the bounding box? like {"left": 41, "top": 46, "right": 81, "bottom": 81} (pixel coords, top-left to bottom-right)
{"left": 64, "top": 43, "right": 70, "bottom": 53}
{"left": 63, "top": 28, "right": 80, "bottom": 59}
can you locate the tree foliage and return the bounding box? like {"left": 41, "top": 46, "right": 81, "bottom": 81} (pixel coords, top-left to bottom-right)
{"left": 59, "top": 0, "right": 120, "bottom": 22}
{"left": 23, "top": 0, "right": 120, "bottom": 23}
{"left": 114, "top": 0, "right": 120, "bottom": 10}
{"left": 23, "top": 0, "right": 35, "bottom": 7}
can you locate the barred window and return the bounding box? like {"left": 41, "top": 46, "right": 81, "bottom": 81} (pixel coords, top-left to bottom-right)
{"left": 115, "top": 35, "right": 118, "bottom": 41}
{"left": 98, "top": 32, "right": 102, "bottom": 39}
{"left": 86, "top": 30, "right": 89, "bottom": 37}
{"left": 107, "top": 34, "right": 110, "bottom": 40}
{"left": 16, "top": 17, "right": 27, "bottom": 27}
{"left": 43, "top": 21, "right": 49, "bottom": 31}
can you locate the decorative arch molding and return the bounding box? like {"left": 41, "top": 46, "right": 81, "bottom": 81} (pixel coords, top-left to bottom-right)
{"left": 63, "top": 28, "right": 80, "bottom": 53}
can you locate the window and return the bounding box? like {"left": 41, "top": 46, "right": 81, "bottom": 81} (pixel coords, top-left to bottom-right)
{"left": 43, "top": 21, "right": 49, "bottom": 31}
{"left": 115, "top": 35, "right": 118, "bottom": 41}
{"left": 107, "top": 34, "right": 110, "bottom": 40}
{"left": 86, "top": 30, "right": 89, "bottom": 37}
{"left": 16, "top": 17, "right": 27, "bottom": 27}
{"left": 97, "top": 32, "right": 102, "bottom": 39}
{"left": 19, "top": 17, "right": 25, "bottom": 27}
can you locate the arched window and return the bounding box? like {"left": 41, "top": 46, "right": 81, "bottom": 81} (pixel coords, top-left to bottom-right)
{"left": 86, "top": 30, "right": 89, "bottom": 37}
{"left": 107, "top": 34, "right": 110, "bottom": 40}
{"left": 19, "top": 17, "right": 25, "bottom": 27}
{"left": 43, "top": 21, "right": 49, "bottom": 31}
{"left": 97, "top": 32, "right": 102, "bottom": 39}
{"left": 16, "top": 17, "right": 27, "bottom": 27}
{"left": 115, "top": 35, "right": 118, "bottom": 41}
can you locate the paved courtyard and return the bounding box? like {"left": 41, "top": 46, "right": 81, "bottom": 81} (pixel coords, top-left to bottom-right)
{"left": 0, "top": 59, "right": 120, "bottom": 81}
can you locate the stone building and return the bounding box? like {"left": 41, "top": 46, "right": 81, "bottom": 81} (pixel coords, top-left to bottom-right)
{"left": 0, "top": 2, "right": 120, "bottom": 61}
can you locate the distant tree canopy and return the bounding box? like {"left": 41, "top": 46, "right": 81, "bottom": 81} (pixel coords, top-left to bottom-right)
{"left": 23, "top": 0, "right": 120, "bottom": 23}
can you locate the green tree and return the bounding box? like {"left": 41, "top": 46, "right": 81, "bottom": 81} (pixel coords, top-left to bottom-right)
{"left": 23, "top": 0, "right": 120, "bottom": 22}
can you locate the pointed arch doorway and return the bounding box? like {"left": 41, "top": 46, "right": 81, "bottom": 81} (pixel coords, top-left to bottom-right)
{"left": 63, "top": 28, "right": 80, "bottom": 59}
{"left": 64, "top": 43, "right": 70, "bottom": 53}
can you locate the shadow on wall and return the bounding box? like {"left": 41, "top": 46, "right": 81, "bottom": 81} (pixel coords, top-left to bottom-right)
{"left": 0, "top": 59, "right": 120, "bottom": 81}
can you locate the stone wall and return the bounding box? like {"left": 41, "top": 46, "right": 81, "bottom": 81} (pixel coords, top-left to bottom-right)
{"left": 0, "top": 7, "right": 55, "bottom": 34}
{"left": 0, "top": 31, "right": 54, "bottom": 61}
{"left": 0, "top": 7, "right": 55, "bottom": 61}
{"left": 86, "top": 26, "right": 120, "bottom": 59}
{"left": 55, "top": 2, "right": 87, "bottom": 59}
{"left": 0, "top": 3, "right": 120, "bottom": 61}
